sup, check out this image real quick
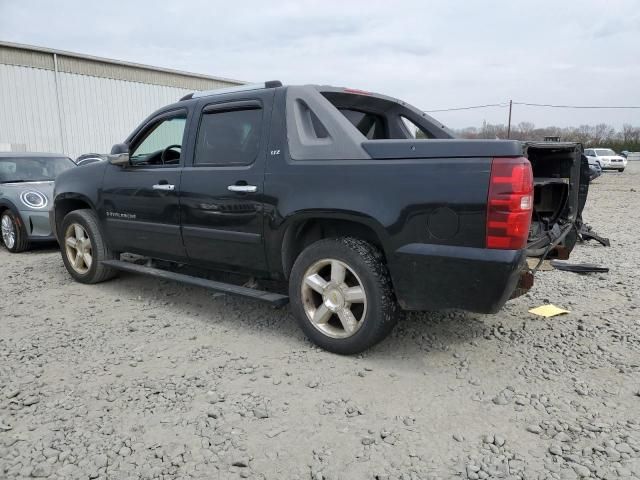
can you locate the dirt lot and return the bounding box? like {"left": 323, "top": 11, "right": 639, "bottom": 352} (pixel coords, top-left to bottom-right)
{"left": 1, "top": 165, "right": 639, "bottom": 480}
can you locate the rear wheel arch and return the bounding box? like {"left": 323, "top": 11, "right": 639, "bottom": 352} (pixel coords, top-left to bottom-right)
{"left": 281, "top": 215, "right": 388, "bottom": 279}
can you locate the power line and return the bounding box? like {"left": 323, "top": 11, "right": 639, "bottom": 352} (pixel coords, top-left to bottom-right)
{"left": 423, "top": 100, "right": 640, "bottom": 139}
{"left": 424, "top": 103, "right": 508, "bottom": 113}
{"left": 513, "top": 102, "right": 640, "bottom": 109}
{"left": 424, "top": 101, "right": 640, "bottom": 113}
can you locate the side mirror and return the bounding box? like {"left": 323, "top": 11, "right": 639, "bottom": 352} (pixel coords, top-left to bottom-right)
{"left": 109, "top": 143, "right": 130, "bottom": 166}
{"left": 108, "top": 153, "right": 130, "bottom": 166}
{"left": 110, "top": 143, "right": 129, "bottom": 155}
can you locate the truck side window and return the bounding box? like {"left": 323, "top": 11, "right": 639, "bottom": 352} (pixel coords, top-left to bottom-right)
{"left": 129, "top": 115, "right": 187, "bottom": 167}
{"left": 194, "top": 108, "right": 263, "bottom": 166}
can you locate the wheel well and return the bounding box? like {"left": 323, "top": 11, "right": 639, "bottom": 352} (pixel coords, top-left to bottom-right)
{"left": 0, "top": 204, "right": 18, "bottom": 220}
{"left": 282, "top": 218, "right": 384, "bottom": 278}
{"left": 54, "top": 198, "right": 92, "bottom": 237}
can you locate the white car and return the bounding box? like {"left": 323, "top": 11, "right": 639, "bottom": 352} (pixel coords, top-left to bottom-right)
{"left": 584, "top": 148, "right": 627, "bottom": 172}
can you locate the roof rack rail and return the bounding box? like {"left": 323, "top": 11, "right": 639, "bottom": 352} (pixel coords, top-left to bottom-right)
{"left": 180, "top": 80, "right": 282, "bottom": 101}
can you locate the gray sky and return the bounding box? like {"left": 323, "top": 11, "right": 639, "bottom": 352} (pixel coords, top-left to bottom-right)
{"left": 2, "top": 0, "right": 639, "bottom": 129}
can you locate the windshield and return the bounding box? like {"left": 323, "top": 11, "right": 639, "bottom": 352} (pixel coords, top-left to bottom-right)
{"left": 595, "top": 149, "right": 616, "bottom": 156}
{"left": 0, "top": 157, "right": 75, "bottom": 183}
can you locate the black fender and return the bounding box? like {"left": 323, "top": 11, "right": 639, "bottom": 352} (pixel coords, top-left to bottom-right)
{"left": 51, "top": 193, "right": 98, "bottom": 242}
{"left": 273, "top": 209, "right": 390, "bottom": 278}
{"left": 53, "top": 192, "right": 97, "bottom": 211}
{"left": 0, "top": 198, "right": 20, "bottom": 216}
{"left": 0, "top": 199, "right": 23, "bottom": 228}
{"left": 0, "top": 199, "right": 31, "bottom": 242}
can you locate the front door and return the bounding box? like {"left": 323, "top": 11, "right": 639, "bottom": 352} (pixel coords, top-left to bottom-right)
{"left": 180, "top": 93, "right": 273, "bottom": 273}
{"left": 101, "top": 110, "right": 188, "bottom": 260}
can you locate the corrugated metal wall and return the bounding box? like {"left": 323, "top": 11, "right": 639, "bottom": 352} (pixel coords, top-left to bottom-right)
{"left": 56, "top": 73, "right": 193, "bottom": 158}
{"left": 0, "top": 43, "right": 242, "bottom": 159}
{"left": 0, "top": 64, "right": 63, "bottom": 153}
{"left": 56, "top": 56, "right": 233, "bottom": 91}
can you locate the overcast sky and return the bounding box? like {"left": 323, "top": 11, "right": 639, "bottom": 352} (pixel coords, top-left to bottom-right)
{"left": 1, "top": 0, "right": 639, "bottom": 129}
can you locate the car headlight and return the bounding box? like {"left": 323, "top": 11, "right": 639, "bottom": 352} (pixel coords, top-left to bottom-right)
{"left": 20, "top": 190, "right": 48, "bottom": 209}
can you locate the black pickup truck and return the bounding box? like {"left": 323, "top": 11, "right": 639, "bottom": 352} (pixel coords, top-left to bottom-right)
{"left": 51, "top": 81, "right": 587, "bottom": 354}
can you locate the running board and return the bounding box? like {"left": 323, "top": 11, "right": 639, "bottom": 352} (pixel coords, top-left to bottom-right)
{"left": 101, "top": 260, "right": 289, "bottom": 307}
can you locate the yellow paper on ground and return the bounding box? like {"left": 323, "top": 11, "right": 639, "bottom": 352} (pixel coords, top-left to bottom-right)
{"left": 528, "top": 304, "right": 570, "bottom": 317}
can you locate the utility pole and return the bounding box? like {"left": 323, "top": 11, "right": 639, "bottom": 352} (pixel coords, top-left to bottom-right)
{"left": 507, "top": 99, "right": 513, "bottom": 139}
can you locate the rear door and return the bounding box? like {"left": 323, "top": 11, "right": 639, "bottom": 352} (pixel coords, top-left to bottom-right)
{"left": 180, "top": 90, "right": 274, "bottom": 273}
{"left": 101, "top": 109, "right": 189, "bottom": 260}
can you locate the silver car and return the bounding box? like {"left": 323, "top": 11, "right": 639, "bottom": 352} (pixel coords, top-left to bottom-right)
{"left": 0, "top": 153, "right": 75, "bottom": 252}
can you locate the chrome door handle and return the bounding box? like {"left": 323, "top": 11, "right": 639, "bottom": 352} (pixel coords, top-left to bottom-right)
{"left": 228, "top": 185, "right": 257, "bottom": 193}
{"left": 152, "top": 184, "right": 175, "bottom": 191}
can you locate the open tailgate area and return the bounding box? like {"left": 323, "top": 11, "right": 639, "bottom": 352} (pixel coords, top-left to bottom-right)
{"left": 525, "top": 142, "right": 587, "bottom": 259}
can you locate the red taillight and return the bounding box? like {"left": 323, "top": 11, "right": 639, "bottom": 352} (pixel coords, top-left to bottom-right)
{"left": 486, "top": 157, "right": 533, "bottom": 250}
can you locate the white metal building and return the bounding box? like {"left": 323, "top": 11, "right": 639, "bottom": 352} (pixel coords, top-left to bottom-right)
{"left": 0, "top": 41, "right": 244, "bottom": 159}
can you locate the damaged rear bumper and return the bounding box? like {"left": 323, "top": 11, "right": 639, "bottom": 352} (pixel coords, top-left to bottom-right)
{"left": 389, "top": 243, "right": 529, "bottom": 314}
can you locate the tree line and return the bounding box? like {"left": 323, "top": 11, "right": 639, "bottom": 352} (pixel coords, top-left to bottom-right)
{"left": 454, "top": 122, "right": 640, "bottom": 151}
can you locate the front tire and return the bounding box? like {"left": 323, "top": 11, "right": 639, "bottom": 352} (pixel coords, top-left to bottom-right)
{"left": 289, "top": 237, "right": 398, "bottom": 354}
{"left": 1, "top": 210, "right": 29, "bottom": 253}
{"left": 618, "top": 168, "right": 625, "bottom": 172}
{"left": 60, "top": 209, "right": 117, "bottom": 284}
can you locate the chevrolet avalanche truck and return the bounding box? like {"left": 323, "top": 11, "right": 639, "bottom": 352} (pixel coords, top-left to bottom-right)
{"left": 51, "top": 81, "right": 588, "bottom": 354}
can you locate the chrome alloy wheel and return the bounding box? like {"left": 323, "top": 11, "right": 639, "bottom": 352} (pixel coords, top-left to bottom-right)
{"left": 64, "top": 223, "right": 93, "bottom": 274}
{"left": 301, "top": 258, "right": 367, "bottom": 339}
{"left": 1, "top": 214, "right": 16, "bottom": 249}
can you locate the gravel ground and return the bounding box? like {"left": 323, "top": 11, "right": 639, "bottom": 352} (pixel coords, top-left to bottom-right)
{"left": 1, "top": 165, "right": 639, "bottom": 480}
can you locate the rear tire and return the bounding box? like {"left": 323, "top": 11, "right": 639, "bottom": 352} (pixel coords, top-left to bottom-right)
{"left": 289, "top": 237, "right": 398, "bottom": 354}
{"left": 60, "top": 209, "right": 118, "bottom": 284}
{"left": 1, "top": 210, "right": 29, "bottom": 253}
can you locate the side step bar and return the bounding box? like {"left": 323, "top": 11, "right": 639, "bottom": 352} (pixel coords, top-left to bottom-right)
{"left": 101, "top": 260, "right": 289, "bottom": 307}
